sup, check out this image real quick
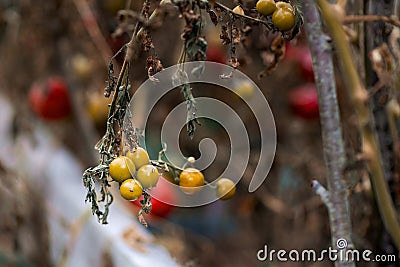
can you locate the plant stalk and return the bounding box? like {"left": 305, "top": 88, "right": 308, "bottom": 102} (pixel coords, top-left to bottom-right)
{"left": 316, "top": 0, "right": 400, "bottom": 250}
{"left": 302, "top": 2, "right": 355, "bottom": 266}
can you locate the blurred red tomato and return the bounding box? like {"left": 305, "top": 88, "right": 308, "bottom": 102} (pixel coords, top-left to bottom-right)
{"left": 131, "top": 177, "right": 176, "bottom": 218}
{"left": 206, "top": 45, "right": 227, "bottom": 64}
{"left": 284, "top": 42, "right": 314, "bottom": 81}
{"left": 288, "top": 83, "right": 319, "bottom": 120}
{"left": 29, "top": 77, "right": 72, "bottom": 121}
{"left": 297, "top": 47, "right": 314, "bottom": 82}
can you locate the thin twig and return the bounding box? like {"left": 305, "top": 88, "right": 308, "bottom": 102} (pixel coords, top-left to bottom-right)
{"left": 311, "top": 181, "right": 333, "bottom": 211}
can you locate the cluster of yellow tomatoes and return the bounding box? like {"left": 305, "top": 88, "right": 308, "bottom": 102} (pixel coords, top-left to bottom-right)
{"left": 233, "top": 0, "right": 296, "bottom": 32}
{"left": 108, "top": 147, "right": 236, "bottom": 202}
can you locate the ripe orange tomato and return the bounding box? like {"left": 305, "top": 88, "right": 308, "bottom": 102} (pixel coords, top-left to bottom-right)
{"left": 179, "top": 168, "right": 205, "bottom": 194}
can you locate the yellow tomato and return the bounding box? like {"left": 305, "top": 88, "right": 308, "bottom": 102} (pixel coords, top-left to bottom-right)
{"left": 119, "top": 179, "right": 143, "bottom": 200}
{"left": 126, "top": 147, "right": 150, "bottom": 169}
{"left": 216, "top": 178, "right": 236, "bottom": 200}
{"left": 272, "top": 7, "right": 296, "bottom": 31}
{"left": 256, "top": 0, "right": 277, "bottom": 16}
{"left": 275, "top": 1, "right": 293, "bottom": 11}
{"left": 234, "top": 80, "right": 254, "bottom": 100}
{"left": 71, "top": 54, "right": 93, "bottom": 80}
{"left": 137, "top": 164, "right": 160, "bottom": 189}
{"left": 109, "top": 156, "right": 135, "bottom": 183}
{"left": 87, "top": 93, "right": 111, "bottom": 125}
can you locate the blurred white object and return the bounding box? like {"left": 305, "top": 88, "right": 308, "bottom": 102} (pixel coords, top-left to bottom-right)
{"left": 0, "top": 94, "right": 179, "bottom": 267}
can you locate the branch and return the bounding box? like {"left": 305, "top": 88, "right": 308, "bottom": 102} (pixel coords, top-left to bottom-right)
{"left": 311, "top": 180, "right": 333, "bottom": 212}
{"left": 343, "top": 15, "right": 400, "bottom": 27}
{"left": 210, "top": 1, "right": 273, "bottom": 30}
{"left": 302, "top": 2, "right": 354, "bottom": 266}
{"left": 316, "top": 0, "right": 400, "bottom": 250}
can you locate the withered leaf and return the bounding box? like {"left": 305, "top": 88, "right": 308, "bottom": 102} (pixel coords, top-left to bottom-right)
{"left": 142, "top": 31, "right": 154, "bottom": 52}
{"left": 258, "top": 36, "right": 285, "bottom": 78}
{"left": 146, "top": 56, "right": 164, "bottom": 78}
{"left": 220, "top": 25, "right": 231, "bottom": 45}
{"left": 230, "top": 57, "right": 240, "bottom": 68}
{"left": 271, "top": 35, "right": 285, "bottom": 52}
{"left": 208, "top": 10, "right": 218, "bottom": 26}
{"left": 232, "top": 26, "right": 241, "bottom": 45}
{"left": 186, "top": 37, "right": 208, "bottom": 61}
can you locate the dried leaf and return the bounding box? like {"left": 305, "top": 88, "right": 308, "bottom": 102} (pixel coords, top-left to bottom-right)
{"left": 369, "top": 43, "right": 394, "bottom": 79}
{"left": 220, "top": 25, "right": 231, "bottom": 45}
{"left": 186, "top": 37, "right": 208, "bottom": 61}
{"left": 258, "top": 36, "right": 285, "bottom": 78}
{"left": 141, "top": 31, "right": 154, "bottom": 52}
{"left": 289, "top": 4, "right": 303, "bottom": 40}
{"left": 141, "top": 0, "right": 151, "bottom": 19}
{"left": 230, "top": 57, "right": 240, "bottom": 68}
{"left": 214, "top": 6, "right": 223, "bottom": 13}
{"left": 232, "top": 25, "right": 241, "bottom": 45}
{"left": 146, "top": 55, "right": 164, "bottom": 78}
{"left": 122, "top": 109, "right": 139, "bottom": 152}
{"left": 208, "top": 10, "right": 218, "bottom": 26}
{"left": 187, "top": 118, "right": 201, "bottom": 140}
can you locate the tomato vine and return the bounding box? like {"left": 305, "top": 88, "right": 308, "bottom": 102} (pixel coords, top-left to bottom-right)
{"left": 82, "top": 0, "right": 303, "bottom": 225}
